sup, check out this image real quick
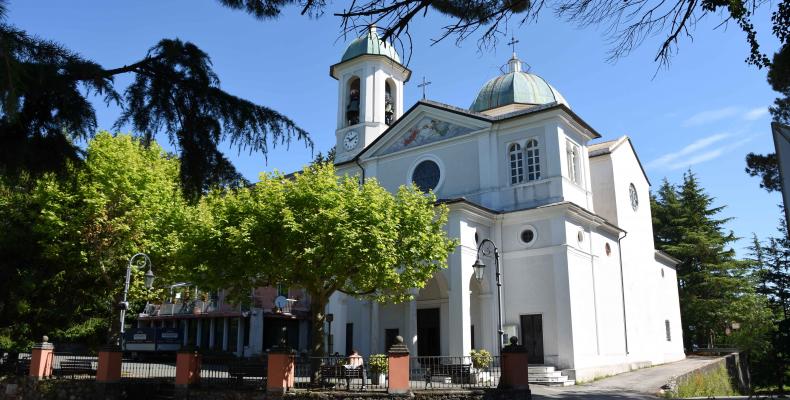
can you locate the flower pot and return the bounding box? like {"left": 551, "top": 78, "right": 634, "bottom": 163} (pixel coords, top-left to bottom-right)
{"left": 371, "top": 372, "right": 386, "bottom": 385}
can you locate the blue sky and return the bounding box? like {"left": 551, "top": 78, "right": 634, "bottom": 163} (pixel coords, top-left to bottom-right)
{"left": 7, "top": 1, "right": 784, "bottom": 254}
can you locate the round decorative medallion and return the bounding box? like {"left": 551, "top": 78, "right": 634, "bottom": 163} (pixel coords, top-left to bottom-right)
{"left": 629, "top": 183, "right": 639, "bottom": 211}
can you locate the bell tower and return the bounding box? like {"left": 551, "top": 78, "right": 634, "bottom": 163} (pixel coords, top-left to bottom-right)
{"left": 330, "top": 25, "right": 411, "bottom": 163}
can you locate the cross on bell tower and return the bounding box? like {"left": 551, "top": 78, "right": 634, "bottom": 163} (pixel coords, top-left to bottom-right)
{"left": 507, "top": 35, "right": 520, "bottom": 56}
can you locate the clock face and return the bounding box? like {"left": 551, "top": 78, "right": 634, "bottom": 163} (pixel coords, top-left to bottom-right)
{"left": 344, "top": 130, "right": 359, "bottom": 151}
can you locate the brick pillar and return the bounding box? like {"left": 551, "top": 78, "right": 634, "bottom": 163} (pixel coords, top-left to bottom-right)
{"left": 387, "top": 335, "right": 410, "bottom": 394}
{"left": 29, "top": 336, "right": 54, "bottom": 379}
{"left": 175, "top": 348, "right": 202, "bottom": 388}
{"left": 266, "top": 349, "right": 295, "bottom": 393}
{"left": 96, "top": 345, "right": 123, "bottom": 383}
{"left": 499, "top": 337, "right": 531, "bottom": 396}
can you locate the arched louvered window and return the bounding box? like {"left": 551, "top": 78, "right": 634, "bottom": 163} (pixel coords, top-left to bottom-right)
{"left": 509, "top": 143, "right": 524, "bottom": 184}
{"left": 525, "top": 139, "right": 540, "bottom": 181}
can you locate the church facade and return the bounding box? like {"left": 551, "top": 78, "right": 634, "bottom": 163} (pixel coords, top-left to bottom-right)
{"left": 325, "top": 26, "right": 686, "bottom": 382}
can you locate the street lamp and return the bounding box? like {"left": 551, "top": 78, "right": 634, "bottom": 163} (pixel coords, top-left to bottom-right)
{"left": 472, "top": 239, "right": 504, "bottom": 350}
{"left": 118, "top": 253, "right": 155, "bottom": 345}
{"left": 326, "top": 313, "right": 334, "bottom": 355}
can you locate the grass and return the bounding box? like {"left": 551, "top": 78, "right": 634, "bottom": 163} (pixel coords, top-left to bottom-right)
{"left": 672, "top": 363, "right": 737, "bottom": 398}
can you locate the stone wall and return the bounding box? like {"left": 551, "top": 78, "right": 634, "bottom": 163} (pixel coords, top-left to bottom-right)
{"left": 1, "top": 378, "right": 529, "bottom": 400}
{"left": 665, "top": 352, "right": 750, "bottom": 396}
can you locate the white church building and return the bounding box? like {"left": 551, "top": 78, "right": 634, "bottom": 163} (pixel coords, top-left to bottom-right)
{"left": 324, "top": 26, "right": 685, "bottom": 382}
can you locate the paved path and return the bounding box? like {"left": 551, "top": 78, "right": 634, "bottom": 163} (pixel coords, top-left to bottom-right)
{"left": 531, "top": 356, "right": 721, "bottom": 399}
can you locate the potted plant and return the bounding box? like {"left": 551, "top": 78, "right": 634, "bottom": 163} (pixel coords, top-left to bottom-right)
{"left": 368, "top": 354, "right": 388, "bottom": 385}
{"left": 470, "top": 349, "right": 493, "bottom": 384}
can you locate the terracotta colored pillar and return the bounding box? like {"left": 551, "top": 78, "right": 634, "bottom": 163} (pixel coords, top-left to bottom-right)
{"left": 29, "top": 336, "right": 54, "bottom": 379}
{"left": 175, "top": 348, "right": 202, "bottom": 388}
{"left": 499, "top": 337, "right": 531, "bottom": 392}
{"left": 387, "top": 335, "right": 410, "bottom": 394}
{"left": 266, "top": 350, "right": 295, "bottom": 393}
{"left": 96, "top": 345, "right": 123, "bottom": 383}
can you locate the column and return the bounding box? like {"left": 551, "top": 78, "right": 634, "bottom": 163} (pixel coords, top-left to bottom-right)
{"left": 387, "top": 336, "right": 410, "bottom": 395}
{"left": 209, "top": 318, "right": 216, "bottom": 349}
{"left": 236, "top": 317, "right": 245, "bottom": 357}
{"left": 403, "top": 293, "right": 418, "bottom": 354}
{"left": 222, "top": 318, "right": 229, "bottom": 351}
{"left": 250, "top": 309, "right": 264, "bottom": 354}
{"left": 480, "top": 293, "right": 496, "bottom": 353}
{"left": 175, "top": 349, "right": 201, "bottom": 389}
{"left": 196, "top": 319, "right": 202, "bottom": 348}
{"left": 370, "top": 301, "right": 380, "bottom": 354}
{"left": 182, "top": 320, "right": 188, "bottom": 346}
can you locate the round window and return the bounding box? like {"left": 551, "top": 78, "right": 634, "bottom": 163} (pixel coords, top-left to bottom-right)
{"left": 629, "top": 183, "right": 639, "bottom": 211}
{"left": 577, "top": 230, "right": 584, "bottom": 243}
{"left": 605, "top": 243, "right": 611, "bottom": 256}
{"left": 412, "top": 160, "right": 441, "bottom": 192}
{"left": 520, "top": 229, "right": 535, "bottom": 244}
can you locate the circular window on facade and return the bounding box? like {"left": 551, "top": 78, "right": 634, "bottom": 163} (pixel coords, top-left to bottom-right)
{"left": 629, "top": 183, "right": 639, "bottom": 211}
{"left": 412, "top": 160, "right": 441, "bottom": 192}
{"left": 577, "top": 230, "right": 584, "bottom": 243}
{"left": 605, "top": 243, "right": 611, "bottom": 256}
{"left": 520, "top": 229, "right": 535, "bottom": 245}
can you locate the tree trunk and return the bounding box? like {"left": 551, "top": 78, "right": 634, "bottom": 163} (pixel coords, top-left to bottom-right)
{"left": 309, "top": 294, "right": 329, "bottom": 385}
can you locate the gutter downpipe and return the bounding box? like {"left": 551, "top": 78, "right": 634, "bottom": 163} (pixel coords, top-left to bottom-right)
{"left": 617, "top": 231, "right": 629, "bottom": 355}
{"left": 354, "top": 158, "right": 366, "bottom": 183}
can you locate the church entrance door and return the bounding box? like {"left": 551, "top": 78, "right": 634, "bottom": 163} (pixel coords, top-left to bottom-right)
{"left": 417, "top": 308, "right": 440, "bottom": 357}
{"left": 520, "top": 314, "right": 544, "bottom": 364}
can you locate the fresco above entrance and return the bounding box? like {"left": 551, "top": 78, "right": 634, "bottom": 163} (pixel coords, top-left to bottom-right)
{"left": 377, "top": 117, "right": 476, "bottom": 156}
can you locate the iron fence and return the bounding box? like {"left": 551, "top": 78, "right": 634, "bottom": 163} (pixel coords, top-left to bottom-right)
{"left": 293, "top": 356, "right": 386, "bottom": 391}
{"left": 120, "top": 354, "right": 176, "bottom": 382}
{"left": 52, "top": 352, "right": 96, "bottom": 379}
{"left": 0, "top": 351, "right": 31, "bottom": 376}
{"left": 200, "top": 354, "right": 267, "bottom": 389}
{"left": 409, "top": 355, "right": 500, "bottom": 390}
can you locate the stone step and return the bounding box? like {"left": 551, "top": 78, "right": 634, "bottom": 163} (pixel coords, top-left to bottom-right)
{"left": 528, "top": 365, "right": 555, "bottom": 372}
{"left": 528, "top": 365, "right": 575, "bottom": 386}
{"left": 529, "top": 371, "right": 565, "bottom": 378}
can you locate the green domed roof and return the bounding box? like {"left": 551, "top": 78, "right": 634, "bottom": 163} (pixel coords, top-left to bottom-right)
{"left": 341, "top": 26, "right": 401, "bottom": 64}
{"left": 470, "top": 58, "right": 568, "bottom": 112}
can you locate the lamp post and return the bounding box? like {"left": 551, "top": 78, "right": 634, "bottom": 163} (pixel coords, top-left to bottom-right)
{"left": 326, "top": 313, "right": 334, "bottom": 355}
{"left": 118, "top": 253, "right": 155, "bottom": 345}
{"left": 472, "top": 239, "right": 504, "bottom": 350}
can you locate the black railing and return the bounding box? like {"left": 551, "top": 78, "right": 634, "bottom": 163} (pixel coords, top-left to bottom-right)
{"left": 0, "top": 351, "right": 31, "bottom": 376}
{"left": 200, "top": 354, "right": 267, "bottom": 389}
{"left": 293, "top": 356, "right": 386, "bottom": 391}
{"left": 409, "top": 355, "right": 500, "bottom": 389}
{"left": 120, "top": 354, "right": 176, "bottom": 382}
{"left": 52, "top": 352, "right": 96, "bottom": 379}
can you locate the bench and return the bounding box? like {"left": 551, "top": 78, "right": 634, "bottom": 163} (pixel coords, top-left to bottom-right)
{"left": 56, "top": 358, "right": 95, "bottom": 377}
{"left": 423, "top": 363, "right": 471, "bottom": 385}
{"left": 320, "top": 364, "right": 366, "bottom": 390}
{"left": 227, "top": 362, "right": 267, "bottom": 383}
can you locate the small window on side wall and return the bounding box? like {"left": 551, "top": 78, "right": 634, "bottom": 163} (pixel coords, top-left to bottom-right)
{"left": 665, "top": 320, "right": 671, "bottom": 341}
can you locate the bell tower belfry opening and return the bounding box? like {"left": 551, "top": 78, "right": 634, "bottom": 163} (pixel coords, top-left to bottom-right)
{"left": 330, "top": 25, "right": 411, "bottom": 162}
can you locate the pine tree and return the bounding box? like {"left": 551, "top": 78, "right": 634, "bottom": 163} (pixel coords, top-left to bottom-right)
{"left": 652, "top": 171, "right": 771, "bottom": 350}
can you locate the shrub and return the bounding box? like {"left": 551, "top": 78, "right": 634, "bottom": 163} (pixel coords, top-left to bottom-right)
{"left": 369, "top": 354, "right": 388, "bottom": 373}
{"left": 470, "top": 349, "right": 492, "bottom": 369}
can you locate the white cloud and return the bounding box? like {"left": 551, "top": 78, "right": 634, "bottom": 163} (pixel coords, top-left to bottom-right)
{"left": 647, "top": 134, "right": 754, "bottom": 170}
{"left": 743, "top": 107, "right": 769, "bottom": 121}
{"left": 646, "top": 133, "right": 731, "bottom": 168}
{"left": 682, "top": 107, "right": 740, "bottom": 127}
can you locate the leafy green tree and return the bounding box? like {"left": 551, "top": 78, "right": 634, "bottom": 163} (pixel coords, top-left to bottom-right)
{"left": 747, "top": 216, "right": 790, "bottom": 393}
{"left": 0, "top": 1, "right": 311, "bottom": 198}
{"left": 651, "top": 172, "right": 772, "bottom": 351}
{"left": 181, "top": 163, "right": 456, "bottom": 379}
{"left": 0, "top": 132, "right": 189, "bottom": 348}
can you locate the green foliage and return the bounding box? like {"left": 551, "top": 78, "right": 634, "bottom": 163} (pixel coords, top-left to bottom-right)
{"left": 747, "top": 215, "right": 790, "bottom": 392}
{"left": 651, "top": 171, "right": 773, "bottom": 350}
{"left": 0, "top": 132, "right": 189, "bottom": 348}
{"left": 673, "top": 363, "right": 737, "bottom": 398}
{"left": 368, "top": 354, "right": 388, "bottom": 373}
{"left": 745, "top": 152, "right": 781, "bottom": 193}
{"left": 470, "top": 349, "right": 492, "bottom": 369}
{"left": 182, "top": 163, "right": 457, "bottom": 362}
{"left": 0, "top": 13, "right": 310, "bottom": 198}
